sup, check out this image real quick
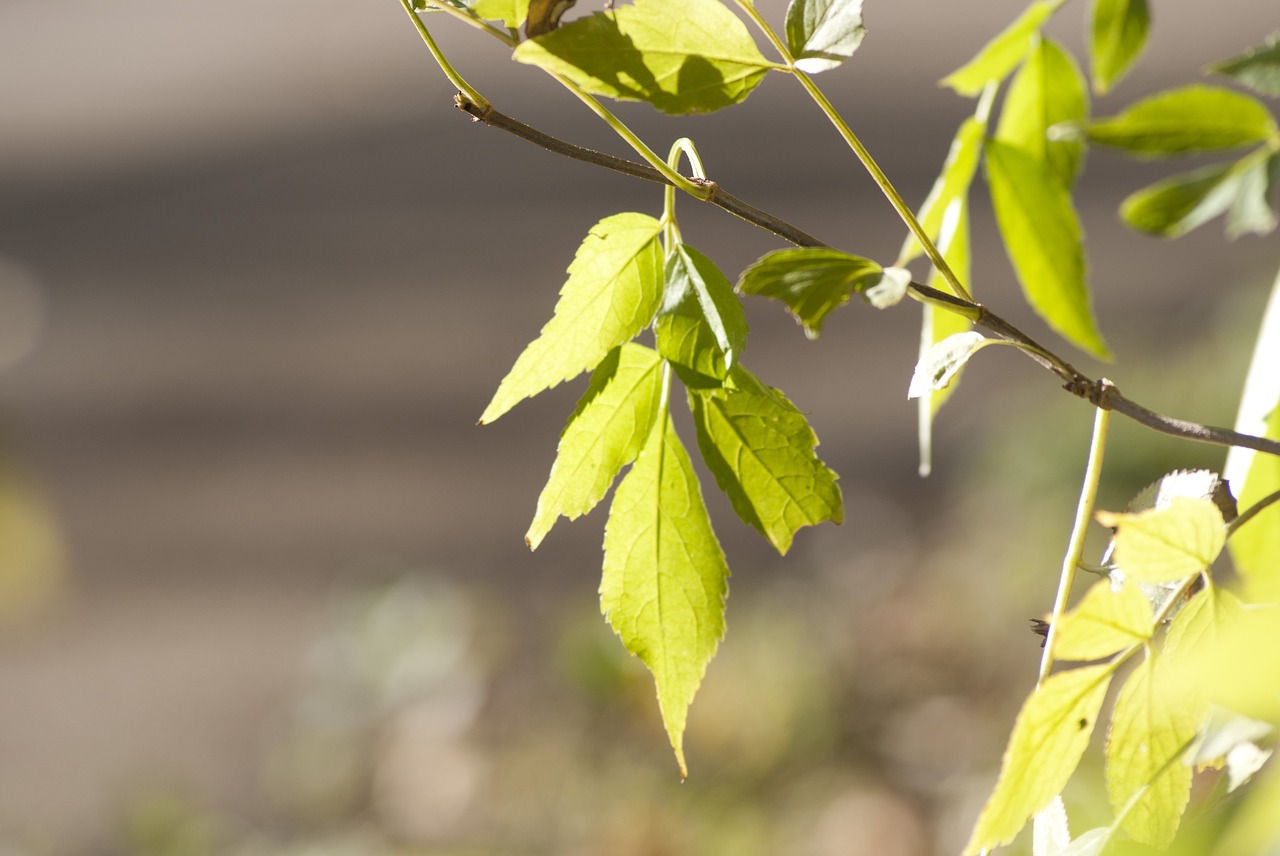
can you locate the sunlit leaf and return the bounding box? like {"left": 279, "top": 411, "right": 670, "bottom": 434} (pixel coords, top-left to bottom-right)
{"left": 907, "top": 331, "right": 990, "bottom": 400}
{"left": 526, "top": 344, "right": 664, "bottom": 549}
{"left": 1121, "top": 161, "right": 1241, "bottom": 238}
{"left": 655, "top": 245, "right": 748, "bottom": 384}
{"left": 1083, "top": 85, "right": 1278, "bottom": 156}
{"left": 985, "top": 140, "right": 1110, "bottom": 359}
{"left": 865, "top": 266, "right": 912, "bottom": 308}
{"left": 1032, "top": 795, "right": 1071, "bottom": 856}
{"left": 472, "top": 0, "right": 531, "bottom": 27}
{"left": 481, "top": 214, "right": 662, "bottom": 423}
{"left": 602, "top": 412, "right": 729, "bottom": 777}
{"left": 1060, "top": 829, "right": 1110, "bottom": 856}
{"left": 785, "top": 0, "right": 867, "bottom": 74}
{"left": 1206, "top": 32, "right": 1280, "bottom": 98}
{"left": 1089, "top": 0, "right": 1149, "bottom": 94}
{"left": 689, "top": 365, "right": 842, "bottom": 554}
{"left": 1232, "top": 397, "right": 1280, "bottom": 602}
{"left": 1106, "top": 654, "right": 1198, "bottom": 848}
{"left": 1095, "top": 496, "right": 1226, "bottom": 583}
{"left": 736, "top": 248, "right": 883, "bottom": 338}
{"left": 1051, "top": 579, "right": 1153, "bottom": 661}
{"left": 900, "top": 118, "right": 984, "bottom": 266}
{"left": 997, "top": 36, "right": 1089, "bottom": 185}
{"left": 941, "top": 0, "right": 1056, "bottom": 96}
{"left": 965, "top": 664, "right": 1116, "bottom": 855}
{"left": 514, "top": 0, "right": 780, "bottom": 114}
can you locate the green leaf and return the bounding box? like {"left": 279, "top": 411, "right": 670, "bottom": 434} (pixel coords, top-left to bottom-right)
{"left": 1232, "top": 396, "right": 1280, "bottom": 601}
{"left": 900, "top": 118, "right": 985, "bottom": 266}
{"left": 784, "top": 0, "right": 866, "bottom": 74}
{"left": 736, "top": 248, "right": 882, "bottom": 339}
{"left": 480, "top": 213, "right": 664, "bottom": 423}
{"left": 1084, "top": 85, "right": 1279, "bottom": 156}
{"left": 526, "top": 344, "right": 665, "bottom": 549}
{"left": 907, "top": 331, "right": 991, "bottom": 400}
{"left": 1051, "top": 579, "right": 1153, "bottom": 661}
{"left": 655, "top": 245, "right": 748, "bottom": 384}
{"left": 689, "top": 365, "right": 842, "bottom": 554}
{"left": 985, "top": 140, "right": 1110, "bottom": 359}
{"left": 1206, "top": 32, "right": 1280, "bottom": 98}
{"left": 996, "top": 36, "right": 1089, "bottom": 186}
{"left": 513, "top": 0, "right": 779, "bottom": 115}
{"left": 471, "top": 0, "right": 530, "bottom": 27}
{"left": 1226, "top": 152, "right": 1280, "bottom": 238}
{"left": 1120, "top": 160, "right": 1242, "bottom": 238}
{"left": 1089, "top": 0, "right": 1150, "bottom": 94}
{"left": 601, "top": 411, "right": 730, "bottom": 777}
{"left": 1095, "top": 496, "right": 1226, "bottom": 584}
{"left": 965, "top": 664, "right": 1116, "bottom": 855}
{"left": 1106, "top": 655, "right": 1198, "bottom": 849}
{"left": 941, "top": 0, "right": 1056, "bottom": 97}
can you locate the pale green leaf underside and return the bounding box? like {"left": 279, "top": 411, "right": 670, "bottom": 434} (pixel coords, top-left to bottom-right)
{"left": 601, "top": 412, "right": 729, "bottom": 777}
{"left": 736, "top": 247, "right": 882, "bottom": 338}
{"left": 965, "top": 664, "right": 1116, "bottom": 855}
{"left": 1090, "top": 0, "right": 1149, "bottom": 94}
{"left": 1106, "top": 656, "right": 1198, "bottom": 848}
{"left": 656, "top": 245, "right": 748, "bottom": 383}
{"left": 514, "top": 0, "right": 779, "bottom": 114}
{"left": 785, "top": 0, "right": 866, "bottom": 74}
{"left": 481, "top": 212, "right": 663, "bottom": 423}
{"left": 985, "top": 140, "right": 1110, "bottom": 359}
{"left": 526, "top": 344, "right": 664, "bottom": 549}
{"left": 1096, "top": 496, "right": 1226, "bottom": 583}
{"left": 908, "top": 331, "right": 990, "bottom": 401}
{"left": 1085, "top": 85, "right": 1279, "bottom": 156}
{"left": 941, "top": 0, "right": 1056, "bottom": 96}
{"left": 690, "top": 365, "right": 842, "bottom": 554}
{"left": 900, "top": 117, "right": 984, "bottom": 266}
{"left": 1052, "top": 579, "right": 1153, "bottom": 661}
{"left": 996, "top": 36, "right": 1088, "bottom": 186}
{"left": 1206, "top": 32, "right": 1280, "bottom": 98}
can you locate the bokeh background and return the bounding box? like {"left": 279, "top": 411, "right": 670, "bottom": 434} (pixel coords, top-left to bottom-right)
{"left": 1, "top": 1, "right": 1277, "bottom": 853}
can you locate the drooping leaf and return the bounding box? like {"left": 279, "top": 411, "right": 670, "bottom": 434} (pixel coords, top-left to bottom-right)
{"left": 965, "top": 663, "right": 1117, "bottom": 855}
{"left": 941, "top": 0, "right": 1057, "bottom": 97}
{"left": 601, "top": 411, "right": 730, "bottom": 777}
{"left": 985, "top": 140, "right": 1110, "bottom": 359}
{"left": 1083, "top": 85, "right": 1278, "bottom": 156}
{"left": 900, "top": 117, "right": 985, "bottom": 266}
{"left": 472, "top": 0, "right": 531, "bottom": 28}
{"left": 1206, "top": 32, "right": 1280, "bottom": 98}
{"left": 784, "top": 0, "right": 867, "bottom": 74}
{"left": 481, "top": 213, "right": 663, "bottom": 423}
{"left": 526, "top": 344, "right": 665, "bottom": 549}
{"left": 1095, "top": 496, "right": 1226, "bottom": 584}
{"left": 689, "top": 365, "right": 842, "bottom": 554}
{"left": 1106, "top": 654, "right": 1199, "bottom": 848}
{"left": 996, "top": 36, "right": 1089, "bottom": 186}
{"left": 1051, "top": 579, "right": 1153, "bottom": 661}
{"left": 1089, "top": 0, "right": 1150, "bottom": 94}
{"left": 736, "top": 248, "right": 883, "bottom": 338}
{"left": 514, "top": 0, "right": 780, "bottom": 114}
{"left": 655, "top": 245, "right": 748, "bottom": 384}
{"left": 907, "top": 331, "right": 990, "bottom": 400}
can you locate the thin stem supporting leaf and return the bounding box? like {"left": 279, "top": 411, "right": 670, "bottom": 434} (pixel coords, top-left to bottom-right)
{"left": 1227, "top": 487, "right": 1280, "bottom": 538}
{"left": 398, "top": 0, "right": 491, "bottom": 109}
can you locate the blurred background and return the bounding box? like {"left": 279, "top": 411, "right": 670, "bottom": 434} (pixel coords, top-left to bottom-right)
{"left": 0, "top": 1, "right": 1277, "bottom": 853}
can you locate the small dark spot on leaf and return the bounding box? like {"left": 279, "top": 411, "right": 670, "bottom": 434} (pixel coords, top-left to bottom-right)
{"left": 1078, "top": 717, "right": 1088, "bottom": 730}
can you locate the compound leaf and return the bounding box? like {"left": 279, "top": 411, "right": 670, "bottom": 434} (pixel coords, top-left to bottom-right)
{"left": 1206, "top": 32, "right": 1280, "bottom": 98}
{"left": 1089, "top": 0, "right": 1150, "bottom": 94}
{"left": 1051, "top": 579, "right": 1153, "bottom": 662}
{"left": 1084, "top": 85, "right": 1278, "bottom": 156}
{"left": 965, "top": 664, "right": 1116, "bottom": 855}
{"left": 1095, "top": 496, "right": 1226, "bottom": 584}
{"left": 481, "top": 213, "right": 663, "bottom": 423}
{"left": 514, "top": 0, "right": 779, "bottom": 114}
{"left": 736, "top": 248, "right": 882, "bottom": 338}
{"left": 997, "top": 36, "right": 1089, "bottom": 186}
{"left": 602, "top": 411, "right": 730, "bottom": 777}
{"left": 785, "top": 0, "right": 867, "bottom": 74}
{"left": 689, "top": 365, "right": 842, "bottom": 554}
{"left": 526, "top": 344, "right": 664, "bottom": 549}
{"left": 942, "top": 0, "right": 1056, "bottom": 96}
{"left": 985, "top": 140, "right": 1110, "bottom": 359}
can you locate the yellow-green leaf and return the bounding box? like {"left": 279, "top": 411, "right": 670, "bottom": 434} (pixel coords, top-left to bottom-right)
{"left": 472, "top": 0, "right": 531, "bottom": 28}
{"left": 1052, "top": 579, "right": 1153, "bottom": 661}
{"left": 900, "top": 117, "right": 985, "bottom": 267}
{"left": 1232, "top": 397, "right": 1280, "bottom": 602}
{"left": 601, "top": 412, "right": 729, "bottom": 777}
{"left": 1096, "top": 496, "right": 1226, "bottom": 583}
{"left": 1089, "top": 0, "right": 1149, "bottom": 94}
{"left": 736, "top": 248, "right": 883, "bottom": 339}
{"left": 481, "top": 213, "right": 663, "bottom": 423}
{"left": 941, "top": 0, "right": 1057, "bottom": 96}
{"left": 1085, "top": 85, "right": 1278, "bottom": 157}
{"left": 965, "top": 663, "right": 1116, "bottom": 854}
{"left": 996, "top": 36, "right": 1089, "bottom": 186}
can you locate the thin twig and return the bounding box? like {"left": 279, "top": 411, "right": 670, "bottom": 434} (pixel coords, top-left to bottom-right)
{"left": 452, "top": 94, "right": 1280, "bottom": 460}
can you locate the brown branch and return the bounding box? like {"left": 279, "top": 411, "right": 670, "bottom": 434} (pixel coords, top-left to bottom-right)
{"left": 452, "top": 93, "right": 1280, "bottom": 461}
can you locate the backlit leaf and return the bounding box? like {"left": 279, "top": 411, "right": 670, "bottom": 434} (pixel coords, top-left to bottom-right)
{"left": 1226, "top": 152, "right": 1280, "bottom": 238}
{"left": 1231, "top": 396, "right": 1280, "bottom": 602}
{"left": 472, "top": 0, "right": 530, "bottom": 27}
{"left": 1084, "top": 85, "right": 1278, "bottom": 156}
{"left": 965, "top": 664, "right": 1116, "bottom": 855}
{"left": 481, "top": 213, "right": 663, "bottom": 423}
{"left": 689, "top": 365, "right": 842, "bottom": 554}
{"left": 1206, "top": 32, "right": 1280, "bottom": 98}
{"left": 514, "top": 0, "right": 780, "bottom": 114}
{"left": 1051, "top": 579, "right": 1153, "bottom": 661}
{"left": 997, "top": 36, "right": 1089, "bottom": 185}
{"left": 526, "top": 344, "right": 664, "bottom": 549}
{"left": 1089, "top": 0, "right": 1149, "bottom": 94}
{"left": 985, "top": 140, "right": 1110, "bottom": 359}
{"left": 655, "top": 245, "right": 748, "bottom": 384}
{"left": 785, "top": 0, "right": 867, "bottom": 74}
{"left": 736, "top": 248, "right": 883, "bottom": 338}
{"left": 907, "top": 331, "right": 990, "bottom": 401}
{"left": 900, "top": 117, "right": 984, "bottom": 266}
{"left": 941, "top": 0, "right": 1056, "bottom": 96}
{"left": 602, "top": 411, "right": 730, "bottom": 777}
{"left": 1095, "top": 496, "right": 1226, "bottom": 583}
{"left": 1120, "top": 160, "right": 1242, "bottom": 238}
